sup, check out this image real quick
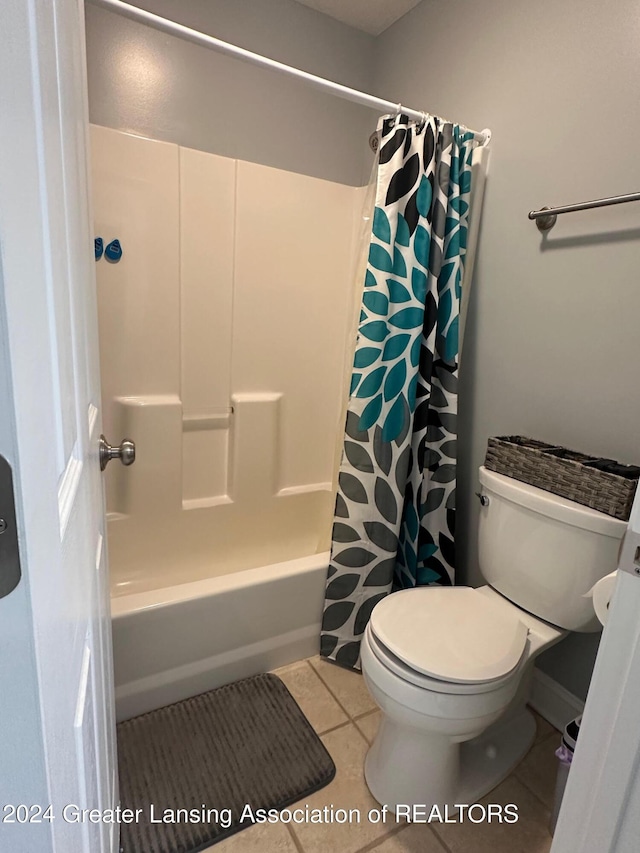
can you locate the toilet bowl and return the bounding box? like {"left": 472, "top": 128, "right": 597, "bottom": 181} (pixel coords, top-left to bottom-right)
{"left": 360, "top": 466, "right": 627, "bottom": 808}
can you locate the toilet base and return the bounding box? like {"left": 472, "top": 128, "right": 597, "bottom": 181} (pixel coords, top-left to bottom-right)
{"left": 457, "top": 708, "right": 536, "bottom": 802}
{"left": 364, "top": 707, "right": 537, "bottom": 809}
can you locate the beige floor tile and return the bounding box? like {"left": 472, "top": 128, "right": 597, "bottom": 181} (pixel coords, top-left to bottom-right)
{"left": 515, "top": 734, "right": 560, "bottom": 809}
{"left": 273, "top": 660, "right": 349, "bottom": 734}
{"left": 290, "top": 724, "right": 392, "bottom": 853}
{"left": 432, "top": 775, "right": 552, "bottom": 853}
{"left": 204, "top": 821, "right": 298, "bottom": 852}
{"left": 309, "top": 655, "right": 377, "bottom": 718}
{"left": 368, "top": 823, "right": 448, "bottom": 852}
{"left": 355, "top": 710, "right": 381, "bottom": 745}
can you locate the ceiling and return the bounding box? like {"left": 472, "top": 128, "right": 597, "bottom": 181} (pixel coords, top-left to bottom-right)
{"left": 292, "top": 0, "right": 424, "bottom": 36}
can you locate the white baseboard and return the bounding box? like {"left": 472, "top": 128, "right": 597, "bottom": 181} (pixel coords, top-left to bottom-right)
{"left": 529, "top": 667, "right": 585, "bottom": 732}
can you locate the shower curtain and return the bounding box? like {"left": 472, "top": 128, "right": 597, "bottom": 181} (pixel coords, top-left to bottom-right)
{"left": 321, "top": 113, "right": 476, "bottom": 670}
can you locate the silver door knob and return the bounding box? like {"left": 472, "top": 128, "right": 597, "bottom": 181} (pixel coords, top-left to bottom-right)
{"left": 99, "top": 435, "right": 136, "bottom": 471}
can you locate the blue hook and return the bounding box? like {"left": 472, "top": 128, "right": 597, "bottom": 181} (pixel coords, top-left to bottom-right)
{"left": 94, "top": 237, "right": 103, "bottom": 261}
{"left": 105, "top": 239, "right": 123, "bottom": 262}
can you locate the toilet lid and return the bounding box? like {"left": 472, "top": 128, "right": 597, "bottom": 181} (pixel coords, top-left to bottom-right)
{"left": 369, "top": 587, "right": 528, "bottom": 684}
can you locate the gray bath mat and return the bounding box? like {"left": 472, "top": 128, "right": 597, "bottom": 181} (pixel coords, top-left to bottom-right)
{"left": 117, "top": 673, "right": 335, "bottom": 853}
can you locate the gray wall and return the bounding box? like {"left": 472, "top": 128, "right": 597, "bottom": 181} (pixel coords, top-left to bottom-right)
{"left": 375, "top": 0, "right": 640, "bottom": 700}
{"left": 85, "top": 0, "right": 378, "bottom": 185}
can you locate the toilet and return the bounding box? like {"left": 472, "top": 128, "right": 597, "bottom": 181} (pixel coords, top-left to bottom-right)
{"left": 361, "top": 465, "right": 627, "bottom": 809}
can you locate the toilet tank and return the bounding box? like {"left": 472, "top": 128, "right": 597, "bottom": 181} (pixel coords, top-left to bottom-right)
{"left": 477, "top": 466, "right": 627, "bottom": 631}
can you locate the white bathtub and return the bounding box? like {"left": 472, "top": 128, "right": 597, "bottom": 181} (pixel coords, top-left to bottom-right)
{"left": 111, "top": 551, "right": 329, "bottom": 721}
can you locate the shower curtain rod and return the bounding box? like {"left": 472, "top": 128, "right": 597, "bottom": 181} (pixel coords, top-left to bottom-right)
{"left": 88, "top": 0, "right": 491, "bottom": 146}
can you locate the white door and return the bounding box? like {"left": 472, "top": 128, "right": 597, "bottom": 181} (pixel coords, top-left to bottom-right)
{"left": 551, "top": 494, "right": 640, "bottom": 852}
{"left": 0, "top": 2, "right": 117, "bottom": 853}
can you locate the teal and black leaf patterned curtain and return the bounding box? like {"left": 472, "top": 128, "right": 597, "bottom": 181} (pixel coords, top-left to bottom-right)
{"left": 321, "top": 113, "right": 476, "bottom": 670}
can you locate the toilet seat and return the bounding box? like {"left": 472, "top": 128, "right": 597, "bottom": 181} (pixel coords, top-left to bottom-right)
{"left": 365, "top": 624, "right": 527, "bottom": 695}
{"left": 368, "top": 587, "right": 529, "bottom": 690}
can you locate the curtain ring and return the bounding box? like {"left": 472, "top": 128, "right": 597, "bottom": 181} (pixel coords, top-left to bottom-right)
{"left": 418, "top": 111, "right": 428, "bottom": 131}
{"left": 394, "top": 102, "right": 403, "bottom": 117}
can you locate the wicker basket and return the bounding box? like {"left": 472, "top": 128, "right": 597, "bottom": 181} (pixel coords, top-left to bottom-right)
{"left": 485, "top": 436, "right": 639, "bottom": 521}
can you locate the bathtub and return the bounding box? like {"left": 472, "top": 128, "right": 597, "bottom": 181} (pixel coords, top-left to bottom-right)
{"left": 111, "top": 551, "right": 329, "bottom": 721}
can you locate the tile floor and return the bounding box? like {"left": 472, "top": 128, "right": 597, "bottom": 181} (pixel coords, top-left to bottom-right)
{"left": 209, "top": 656, "right": 560, "bottom": 853}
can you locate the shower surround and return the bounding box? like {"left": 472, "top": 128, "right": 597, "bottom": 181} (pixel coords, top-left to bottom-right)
{"left": 91, "top": 125, "right": 366, "bottom": 717}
